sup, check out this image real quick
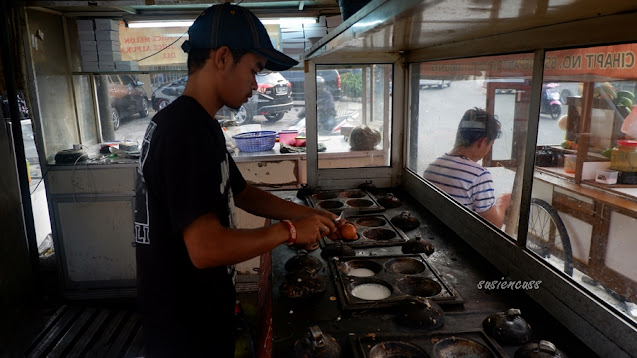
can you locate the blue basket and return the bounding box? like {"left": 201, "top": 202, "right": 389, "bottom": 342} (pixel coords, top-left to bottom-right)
{"left": 232, "top": 131, "right": 277, "bottom": 152}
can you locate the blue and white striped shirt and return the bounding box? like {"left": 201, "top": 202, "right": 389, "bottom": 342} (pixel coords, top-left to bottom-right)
{"left": 423, "top": 153, "right": 496, "bottom": 213}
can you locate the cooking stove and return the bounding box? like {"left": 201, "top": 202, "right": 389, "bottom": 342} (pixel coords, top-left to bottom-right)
{"left": 328, "top": 254, "right": 463, "bottom": 309}
{"left": 321, "top": 213, "right": 410, "bottom": 248}
{"left": 305, "top": 189, "right": 384, "bottom": 213}
{"left": 349, "top": 330, "right": 507, "bottom": 358}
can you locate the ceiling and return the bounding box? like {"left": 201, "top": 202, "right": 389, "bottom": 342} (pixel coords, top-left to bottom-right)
{"left": 24, "top": 0, "right": 343, "bottom": 19}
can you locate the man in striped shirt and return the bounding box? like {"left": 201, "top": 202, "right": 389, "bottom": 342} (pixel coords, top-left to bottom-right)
{"left": 424, "top": 107, "right": 511, "bottom": 228}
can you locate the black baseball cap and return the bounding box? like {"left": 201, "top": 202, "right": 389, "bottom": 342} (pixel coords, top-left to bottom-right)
{"left": 181, "top": 3, "right": 299, "bottom": 71}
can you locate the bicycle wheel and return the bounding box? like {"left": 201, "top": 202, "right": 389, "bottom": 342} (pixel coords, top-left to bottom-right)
{"left": 527, "top": 198, "right": 574, "bottom": 276}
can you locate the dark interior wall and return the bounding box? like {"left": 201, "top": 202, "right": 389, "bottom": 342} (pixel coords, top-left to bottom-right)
{"left": 0, "top": 1, "right": 36, "bottom": 347}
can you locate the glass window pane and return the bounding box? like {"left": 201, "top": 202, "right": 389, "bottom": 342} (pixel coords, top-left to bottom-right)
{"left": 408, "top": 53, "right": 534, "bottom": 233}
{"left": 532, "top": 44, "right": 637, "bottom": 324}
{"left": 307, "top": 64, "right": 392, "bottom": 169}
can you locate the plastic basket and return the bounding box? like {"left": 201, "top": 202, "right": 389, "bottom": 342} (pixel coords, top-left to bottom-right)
{"left": 232, "top": 131, "right": 277, "bottom": 152}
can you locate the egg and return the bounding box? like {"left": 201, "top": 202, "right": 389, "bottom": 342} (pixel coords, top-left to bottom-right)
{"left": 340, "top": 223, "right": 358, "bottom": 240}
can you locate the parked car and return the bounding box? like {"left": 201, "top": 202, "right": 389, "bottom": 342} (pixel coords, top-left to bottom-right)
{"left": 281, "top": 69, "right": 342, "bottom": 101}
{"left": 151, "top": 72, "right": 292, "bottom": 125}
{"left": 107, "top": 74, "right": 149, "bottom": 130}
{"left": 419, "top": 79, "right": 451, "bottom": 89}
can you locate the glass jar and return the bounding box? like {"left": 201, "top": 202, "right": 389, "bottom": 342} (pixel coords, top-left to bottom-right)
{"left": 610, "top": 140, "right": 637, "bottom": 172}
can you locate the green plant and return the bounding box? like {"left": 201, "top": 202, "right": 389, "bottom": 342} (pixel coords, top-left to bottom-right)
{"left": 341, "top": 72, "right": 362, "bottom": 98}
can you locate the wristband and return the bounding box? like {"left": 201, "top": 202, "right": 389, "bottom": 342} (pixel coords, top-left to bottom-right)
{"left": 282, "top": 220, "right": 297, "bottom": 246}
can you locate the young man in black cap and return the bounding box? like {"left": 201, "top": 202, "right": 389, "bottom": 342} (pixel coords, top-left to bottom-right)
{"left": 423, "top": 107, "right": 511, "bottom": 228}
{"left": 134, "top": 4, "right": 339, "bottom": 356}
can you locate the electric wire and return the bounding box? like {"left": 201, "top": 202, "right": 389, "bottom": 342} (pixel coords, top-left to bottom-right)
{"left": 132, "top": 31, "right": 187, "bottom": 63}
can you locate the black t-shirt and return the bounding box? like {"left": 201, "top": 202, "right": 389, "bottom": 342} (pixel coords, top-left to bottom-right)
{"left": 134, "top": 96, "right": 247, "bottom": 357}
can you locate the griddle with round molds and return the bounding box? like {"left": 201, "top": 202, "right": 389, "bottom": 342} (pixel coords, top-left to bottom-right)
{"left": 349, "top": 330, "right": 508, "bottom": 358}
{"left": 305, "top": 189, "right": 384, "bottom": 214}
{"left": 327, "top": 254, "right": 464, "bottom": 310}
{"left": 320, "top": 213, "right": 410, "bottom": 249}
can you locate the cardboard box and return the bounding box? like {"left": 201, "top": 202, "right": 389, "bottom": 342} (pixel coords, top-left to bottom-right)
{"left": 326, "top": 15, "right": 343, "bottom": 28}
{"left": 99, "top": 51, "right": 122, "bottom": 62}
{"left": 115, "top": 61, "right": 139, "bottom": 71}
{"left": 304, "top": 28, "right": 327, "bottom": 39}
{"left": 78, "top": 40, "right": 97, "bottom": 51}
{"left": 95, "top": 19, "right": 119, "bottom": 32}
{"left": 77, "top": 30, "right": 95, "bottom": 41}
{"left": 281, "top": 31, "right": 304, "bottom": 40}
{"left": 76, "top": 19, "right": 94, "bottom": 31}
{"left": 97, "top": 41, "right": 121, "bottom": 52}
{"left": 95, "top": 30, "right": 119, "bottom": 41}
{"left": 98, "top": 62, "right": 115, "bottom": 71}
{"left": 81, "top": 51, "right": 99, "bottom": 61}
{"left": 81, "top": 61, "right": 99, "bottom": 72}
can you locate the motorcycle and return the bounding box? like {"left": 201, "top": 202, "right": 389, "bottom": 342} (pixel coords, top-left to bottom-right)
{"left": 541, "top": 83, "right": 562, "bottom": 119}
{"left": 290, "top": 109, "right": 360, "bottom": 137}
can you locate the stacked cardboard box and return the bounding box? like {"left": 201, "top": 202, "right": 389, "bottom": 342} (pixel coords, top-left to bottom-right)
{"left": 303, "top": 16, "right": 328, "bottom": 47}
{"left": 77, "top": 19, "right": 99, "bottom": 72}
{"left": 279, "top": 23, "right": 307, "bottom": 59}
{"left": 326, "top": 15, "right": 343, "bottom": 31}
{"left": 77, "top": 19, "right": 137, "bottom": 71}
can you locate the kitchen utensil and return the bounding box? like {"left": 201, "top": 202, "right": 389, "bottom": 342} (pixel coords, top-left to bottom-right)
{"left": 402, "top": 236, "right": 435, "bottom": 256}
{"left": 378, "top": 193, "right": 402, "bottom": 208}
{"left": 291, "top": 326, "right": 342, "bottom": 358}
{"left": 433, "top": 337, "right": 494, "bottom": 358}
{"left": 284, "top": 250, "right": 324, "bottom": 273}
{"left": 279, "top": 267, "right": 326, "bottom": 299}
{"left": 320, "top": 241, "right": 355, "bottom": 259}
{"left": 357, "top": 180, "right": 378, "bottom": 194}
{"left": 483, "top": 308, "right": 533, "bottom": 345}
{"left": 391, "top": 211, "right": 420, "bottom": 231}
{"left": 395, "top": 297, "right": 444, "bottom": 329}
{"left": 515, "top": 340, "right": 568, "bottom": 358}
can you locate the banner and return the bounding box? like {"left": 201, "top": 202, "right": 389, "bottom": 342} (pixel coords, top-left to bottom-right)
{"left": 119, "top": 23, "right": 189, "bottom": 66}
{"left": 419, "top": 43, "right": 637, "bottom": 80}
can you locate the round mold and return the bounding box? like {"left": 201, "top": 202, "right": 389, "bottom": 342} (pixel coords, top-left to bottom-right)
{"left": 355, "top": 217, "right": 386, "bottom": 227}
{"left": 318, "top": 200, "right": 344, "bottom": 210}
{"left": 433, "top": 337, "right": 494, "bottom": 358}
{"left": 369, "top": 341, "right": 428, "bottom": 358}
{"left": 340, "top": 190, "right": 366, "bottom": 198}
{"left": 346, "top": 198, "right": 374, "bottom": 208}
{"left": 341, "top": 260, "right": 383, "bottom": 277}
{"left": 384, "top": 258, "right": 427, "bottom": 274}
{"left": 348, "top": 279, "right": 393, "bottom": 301}
{"left": 312, "top": 191, "right": 338, "bottom": 200}
{"left": 396, "top": 277, "right": 442, "bottom": 297}
{"left": 363, "top": 228, "right": 397, "bottom": 241}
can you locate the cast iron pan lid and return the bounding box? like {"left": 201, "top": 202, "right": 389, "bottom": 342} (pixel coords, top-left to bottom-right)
{"left": 357, "top": 180, "right": 378, "bottom": 194}
{"left": 401, "top": 236, "right": 435, "bottom": 256}
{"left": 279, "top": 267, "right": 326, "bottom": 299}
{"left": 391, "top": 211, "right": 421, "bottom": 231}
{"left": 320, "top": 241, "right": 355, "bottom": 259}
{"left": 394, "top": 297, "right": 444, "bottom": 330}
{"left": 378, "top": 192, "right": 402, "bottom": 208}
{"left": 291, "top": 325, "right": 342, "bottom": 358}
{"left": 285, "top": 250, "right": 324, "bottom": 273}
{"left": 483, "top": 308, "right": 533, "bottom": 345}
{"left": 515, "top": 340, "right": 568, "bottom": 358}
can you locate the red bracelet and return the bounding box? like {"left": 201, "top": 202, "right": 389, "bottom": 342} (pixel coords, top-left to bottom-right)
{"left": 282, "top": 220, "right": 297, "bottom": 246}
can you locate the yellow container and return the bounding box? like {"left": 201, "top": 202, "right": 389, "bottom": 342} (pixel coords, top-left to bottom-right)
{"left": 610, "top": 140, "right": 637, "bottom": 172}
